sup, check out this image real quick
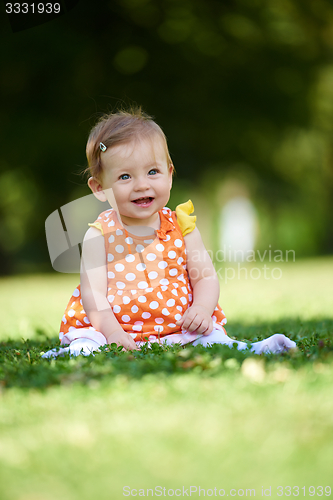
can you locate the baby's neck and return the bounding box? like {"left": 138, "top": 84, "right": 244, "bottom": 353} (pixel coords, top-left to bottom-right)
{"left": 117, "top": 212, "right": 161, "bottom": 236}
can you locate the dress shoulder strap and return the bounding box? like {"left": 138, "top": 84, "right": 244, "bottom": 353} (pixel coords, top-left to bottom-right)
{"left": 174, "top": 200, "right": 196, "bottom": 236}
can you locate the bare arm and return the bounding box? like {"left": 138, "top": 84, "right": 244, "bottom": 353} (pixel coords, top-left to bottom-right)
{"left": 80, "top": 227, "right": 138, "bottom": 350}
{"left": 176, "top": 227, "right": 220, "bottom": 335}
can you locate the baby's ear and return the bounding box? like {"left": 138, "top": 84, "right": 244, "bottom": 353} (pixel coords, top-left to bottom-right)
{"left": 88, "top": 177, "right": 107, "bottom": 202}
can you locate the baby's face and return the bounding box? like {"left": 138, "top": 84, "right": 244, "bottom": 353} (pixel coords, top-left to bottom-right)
{"left": 97, "top": 134, "right": 173, "bottom": 226}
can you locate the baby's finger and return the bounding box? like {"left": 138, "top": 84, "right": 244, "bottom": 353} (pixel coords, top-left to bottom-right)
{"left": 176, "top": 309, "right": 189, "bottom": 325}
{"left": 200, "top": 319, "right": 214, "bottom": 336}
{"left": 185, "top": 315, "right": 202, "bottom": 333}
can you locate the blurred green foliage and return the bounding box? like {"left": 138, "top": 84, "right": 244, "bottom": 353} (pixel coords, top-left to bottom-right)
{"left": 1, "top": 0, "right": 333, "bottom": 273}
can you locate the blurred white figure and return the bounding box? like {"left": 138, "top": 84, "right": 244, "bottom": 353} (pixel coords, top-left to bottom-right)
{"left": 220, "top": 196, "right": 257, "bottom": 262}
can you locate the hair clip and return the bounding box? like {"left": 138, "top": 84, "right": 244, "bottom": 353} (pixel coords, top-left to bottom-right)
{"left": 100, "top": 142, "right": 107, "bottom": 152}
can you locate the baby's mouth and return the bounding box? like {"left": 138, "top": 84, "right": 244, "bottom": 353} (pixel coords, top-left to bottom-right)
{"left": 132, "top": 197, "right": 154, "bottom": 205}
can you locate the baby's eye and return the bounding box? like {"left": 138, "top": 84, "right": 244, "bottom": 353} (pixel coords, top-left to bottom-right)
{"left": 119, "top": 173, "right": 130, "bottom": 180}
{"left": 148, "top": 169, "right": 158, "bottom": 175}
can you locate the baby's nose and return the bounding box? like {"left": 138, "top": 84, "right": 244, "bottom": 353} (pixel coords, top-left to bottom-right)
{"left": 134, "top": 176, "right": 150, "bottom": 190}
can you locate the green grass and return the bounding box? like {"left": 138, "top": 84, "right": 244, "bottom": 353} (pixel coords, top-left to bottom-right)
{"left": 0, "top": 257, "right": 333, "bottom": 500}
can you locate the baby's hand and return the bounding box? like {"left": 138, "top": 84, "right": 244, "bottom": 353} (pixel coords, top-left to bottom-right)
{"left": 176, "top": 305, "right": 213, "bottom": 336}
{"left": 107, "top": 330, "right": 139, "bottom": 351}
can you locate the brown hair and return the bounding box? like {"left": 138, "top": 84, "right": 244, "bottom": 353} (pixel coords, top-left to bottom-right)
{"left": 85, "top": 106, "right": 174, "bottom": 180}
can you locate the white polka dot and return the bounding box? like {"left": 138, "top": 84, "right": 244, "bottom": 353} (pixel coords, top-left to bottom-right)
{"left": 160, "top": 279, "right": 169, "bottom": 285}
{"left": 158, "top": 261, "right": 168, "bottom": 269}
{"left": 161, "top": 286, "right": 168, "bottom": 292}
{"left": 125, "top": 254, "right": 135, "bottom": 262}
{"left": 138, "top": 296, "right": 147, "bottom": 303}
{"left": 125, "top": 273, "right": 136, "bottom": 281}
{"left": 73, "top": 288, "right": 80, "bottom": 297}
{"left": 134, "top": 321, "right": 144, "bottom": 325}
{"left": 125, "top": 236, "right": 133, "bottom": 244}
{"left": 146, "top": 287, "right": 153, "bottom": 292}
{"left": 182, "top": 286, "right": 188, "bottom": 294}
{"left": 149, "top": 301, "right": 159, "bottom": 309}
{"left": 131, "top": 290, "right": 137, "bottom": 295}
{"left": 136, "top": 263, "right": 146, "bottom": 271}
{"left": 131, "top": 305, "right": 139, "bottom": 313}
{"left": 177, "top": 257, "right": 184, "bottom": 265}
{"left": 175, "top": 313, "right": 182, "bottom": 321}
{"left": 62, "top": 315, "right": 67, "bottom": 324}
{"left": 168, "top": 251, "right": 176, "bottom": 259}
{"left": 108, "top": 235, "right": 115, "bottom": 243}
{"left": 174, "top": 239, "right": 182, "bottom": 248}
{"left": 117, "top": 290, "right": 123, "bottom": 295}
{"left": 123, "top": 296, "right": 131, "bottom": 304}
{"left": 212, "top": 315, "right": 217, "bottom": 322}
{"left": 169, "top": 269, "right": 178, "bottom": 276}
{"left": 162, "top": 308, "right": 170, "bottom": 316}
{"left": 68, "top": 326, "right": 76, "bottom": 332}
{"left": 148, "top": 271, "right": 158, "bottom": 280}
{"left": 189, "top": 294, "right": 193, "bottom": 301}
{"left": 116, "top": 281, "right": 125, "bottom": 289}
{"left": 83, "top": 316, "right": 90, "bottom": 324}
{"left": 70, "top": 301, "right": 76, "bottom": 308}
{"left": 115, "top": 245, "right": 124, "bottom": 253}
{"left": 76, "top": 320, "right": 83, "bottom": 326}
{"left": 142, "top": 312, "right": 151, "bottom": 319}
{"left": 157, "top": 292, "right": 163, "bottom": 300}
{"left": 136, "top": 244, "right": 145, "bottom": 253}
{"left": 108, "top": 220, "right": 115, "bottom": 227}
{"left": 129, "top": 333, "right": 137, "bottom": 338}
{"left": 133, "top": 324, "right": 142, "bottom": 331}
{"left": 138, "top": 281, "right": 148, "bottom": 289}
{"left": 115, "top": 263, "right": 125, "bottom": 272}
{"left": 113, "top": 305, "right": 121, "bottom": 313}
{"left": 156, "top": 243, "right": 164, "bottom": 252}
{"left": 163, "top": 235, "right": 171, "bottom": 241}
{"left": 162, "top": 209, "right": 169, "bottom": 214}
{"left": 108, "top": 253, "right": 114, "bottom": 262}
{"left": 146, "top": 253, "right": 157, "bottom": 261}
{"left": 167, "top": 299, "right": 175, "bottom": 307}
{"left": 116, "top": 229, "right": 123, "bottom": 235}
{"left": 168, "top": 323, "right": 176, "bottom": 328}
{"left": 121, "top": 315, "right": 130, "bottom": 322}
{"left": 108, "top": 295, "right": 115, "bottom": 303}
{"left": 176, "top": 306, "right": 183, "bottom": 312}
{"left": 68, "top": 309, "right": 75, "bottom": 317}
{"left": 172, "top": 289, "right": 178, "bottom": 296}
{"left": 155, "top": 318, "right": 164, "bottom": 324}
{"left": 173, "top": 283, "right": 179, "bottom": 288}
{"left": 180, "top": 296, "right": 187, "bottom": 305}
{"left": 108, "top": 271, "right": 115, "bottom": 279}
{"left": 154, "top": 325, "right": 164, "bottom": 332}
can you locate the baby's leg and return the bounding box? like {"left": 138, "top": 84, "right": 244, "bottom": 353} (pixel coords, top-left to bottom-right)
{"left": 192, "top": 328, "right": 296, "bottom": 354}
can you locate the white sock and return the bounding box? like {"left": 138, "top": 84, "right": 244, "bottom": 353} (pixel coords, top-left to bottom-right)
{"left": 250, "top": 334, "right": 297, "bottom": 354}
{"left": 42, "top": 338, "right": 103, "bottom": 358}
{"left": 192, "top": 329, "right": 296, "bottom": 354}
{"left": 41, "top": 346, "right": 71, "bottom": 358}
{"left": 69, "top": 338, "right": 103, "bottom": 357}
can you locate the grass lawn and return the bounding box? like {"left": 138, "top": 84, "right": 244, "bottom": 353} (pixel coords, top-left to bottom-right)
{"left": 0, "top": 257, "right": 333, "bottom": 500}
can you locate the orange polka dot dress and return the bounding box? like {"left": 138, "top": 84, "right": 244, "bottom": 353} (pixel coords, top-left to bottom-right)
{"left": 59, "top": 200, "right": 227, "bottom": 345}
